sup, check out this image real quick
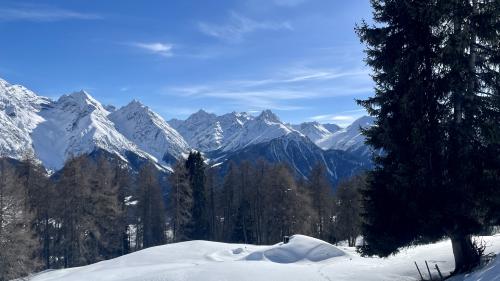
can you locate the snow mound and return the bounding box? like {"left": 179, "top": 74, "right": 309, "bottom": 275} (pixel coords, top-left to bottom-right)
{"left": 245, "top": 234, "right": 345, "bottom": 263}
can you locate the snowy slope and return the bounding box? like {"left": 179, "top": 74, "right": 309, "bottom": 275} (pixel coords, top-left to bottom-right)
{"left": 25, "top": 234, "right": 500, "bottom": 281}
{"left": 109, "top": 100, "right": 189, "bottom": 165}
{"left": 317, "top": 115, "right": 375, "bottom": 156}
{"left": 0, "top": 78, "right": 50, "bottom": 159}
{"left": 291, "top": 121, "right": 337, "bottom": 143}
{"left": 31, "top": 91, "right": 148, "bottom": 170}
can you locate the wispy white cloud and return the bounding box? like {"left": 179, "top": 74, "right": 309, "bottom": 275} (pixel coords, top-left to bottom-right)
{"left": 309, "top": 109, "right": 367, "bottom": 127}
{"left": 129, "top": 42, "right": 174, "bottom": 57}
{"left": 0, "top": 5, "right": 102, "bottom": 22}
{"left": 198, "top": 12, "right": 292, "bottom": 42}
{"left": 224, "top": 67, "right": 370, "bottom": 88}
{"left": 164, "top": 66, "right": 371, "bottom": 111}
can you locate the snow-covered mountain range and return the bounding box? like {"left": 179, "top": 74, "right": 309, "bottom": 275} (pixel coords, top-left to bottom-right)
{"left": 0, "top": 78, "right": 187, "bottom": 170}
{"left": 0, "top": 77, "right": 373, "bottom": 183}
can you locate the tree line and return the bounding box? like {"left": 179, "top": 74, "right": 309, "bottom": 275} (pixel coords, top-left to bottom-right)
{"left": 169, "top": 151, "right": 363, "bottom": 245}
{"left": 0, "top": 152, "right": 364, "bottom": 280}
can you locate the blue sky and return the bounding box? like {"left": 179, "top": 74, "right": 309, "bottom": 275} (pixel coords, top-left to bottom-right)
{"left": 0, "top": 0, "right": 373, "bottom": 126}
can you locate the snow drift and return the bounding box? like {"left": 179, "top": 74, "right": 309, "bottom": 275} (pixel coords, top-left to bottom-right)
{"left": 245, "top": 234, "right": 345, "bottom": 263}
{"left": 24, "top": 234, "right": 500, "bottom": 281}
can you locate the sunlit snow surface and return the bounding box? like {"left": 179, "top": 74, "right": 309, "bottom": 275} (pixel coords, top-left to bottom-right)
{"left": 26, "top": 234, "right": 500, "bottom": 281}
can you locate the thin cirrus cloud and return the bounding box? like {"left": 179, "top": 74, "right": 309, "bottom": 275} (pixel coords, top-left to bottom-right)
{"left": 0, "top": 6, "right": 102, "bottom": 22}
{"left": 165, "top": 67, "right": 371, "bottom": 112}
{"left": 129, "top": 42, "right": 174, "bottom": 57}
{"left": 198, "top": 12, "right": 293, "bottom": 42}
{"left": 310, "top": 109, "right": 367, "bottom": 127}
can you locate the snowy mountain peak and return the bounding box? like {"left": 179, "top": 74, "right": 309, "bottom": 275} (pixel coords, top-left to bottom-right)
{"left": 58, "top": 90, "right": 106, "bottom": 113}
{"left": 291, "top": 121, "right": 334, "bottom": 143}
{"left": 257, "top": 109, "right": 280, "bottom": 123}
{"left": 190, "top": 109, "right": 217, "bottom": 120}
{"left": 0, "top": 77, "right": 8, "bottom": 86}
{"left": 0, "top": 77, "right": 50, "bottom": 160}
{"left": 31, "top": 89, "right": 147, "bottom": 170}
{"left": 316, "top": 115, "right": 374, "bottom": 157}
{"left": 109, "top": 102, "right": 189, "bottom": 165}
{"left": 128, "top": 99, "right": 145, "bottom": 107}
{"left": 67, "top": 90, "right": 93, "bottom": 101}
{"left": 348, "top": 115, "right": 375, "bottom": 129}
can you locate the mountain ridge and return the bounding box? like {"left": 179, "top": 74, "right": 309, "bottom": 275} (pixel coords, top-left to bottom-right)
{"left": 0, "top": 77, "right": 373, "bottom": 184}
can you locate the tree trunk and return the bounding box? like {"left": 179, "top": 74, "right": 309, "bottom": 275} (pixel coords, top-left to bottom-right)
{"left": 451, "top": 235, "right": 479, "bottom": 273}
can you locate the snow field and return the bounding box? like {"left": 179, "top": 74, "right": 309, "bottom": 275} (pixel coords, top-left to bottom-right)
{"left": 26, "top": 234, "right": 500, "bottom": 281}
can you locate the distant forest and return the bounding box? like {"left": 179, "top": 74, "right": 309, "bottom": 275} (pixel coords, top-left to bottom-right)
{"left": 0, "top": 152, "right": 364, "bottom": 280}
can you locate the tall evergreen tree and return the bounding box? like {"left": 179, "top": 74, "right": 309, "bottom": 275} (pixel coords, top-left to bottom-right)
{"left": 356, "top": 0, "right": 500, "bottom": 273}
{"left": 185, "top": 151, "right": 208, "bottom": 240}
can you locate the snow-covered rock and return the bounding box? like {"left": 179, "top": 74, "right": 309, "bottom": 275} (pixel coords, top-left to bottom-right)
{"left": 0, "top": 78, "right": 50, "bottom": 159}
{"left": 317, "top": 115, "right": 375, "bottom": 156}
{"left": 169, "top": 109, "right": 229, "bottom": 151}
{"left": 170, "top": 109, "right": 298, "bottom": 153}
{"left": 109, "top": 100, "right": 189, "bottom": 165}
{"left": 32, "top": 91, "right": 148, "bottom": 170}
{"left": 291, "top": 121, "right": 338, "bottom": 143}
{"left": 222, "top": 110, "right": 299, "bottom": 152}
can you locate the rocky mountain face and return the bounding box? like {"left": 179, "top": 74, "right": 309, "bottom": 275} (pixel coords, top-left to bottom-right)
{"left": 212, "top": 132, "right": 369, "bottom": 186}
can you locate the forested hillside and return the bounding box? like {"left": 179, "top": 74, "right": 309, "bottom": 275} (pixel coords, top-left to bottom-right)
{"left": 0, "top": 152, "right": 364, "bottom": 280}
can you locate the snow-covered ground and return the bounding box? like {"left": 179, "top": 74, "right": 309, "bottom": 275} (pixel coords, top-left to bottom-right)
{"left": 25, "top": 234, "right": 500, "bottom": 281}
